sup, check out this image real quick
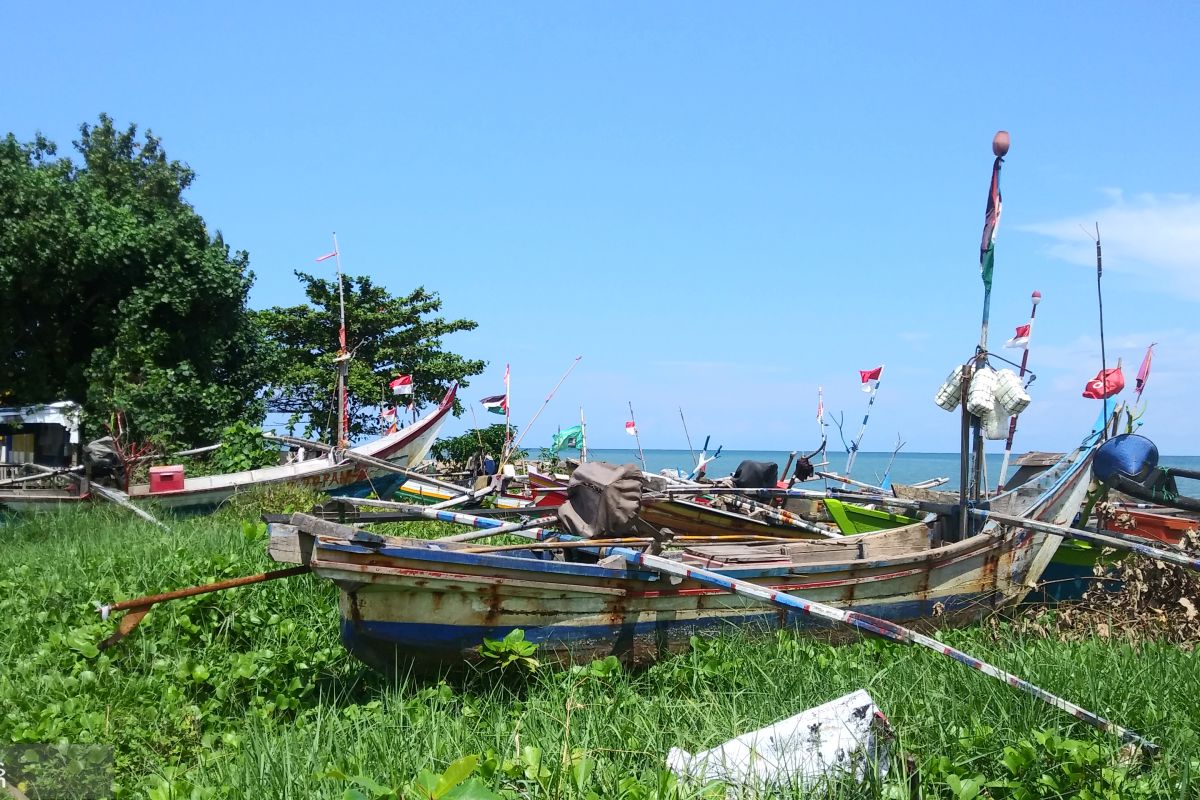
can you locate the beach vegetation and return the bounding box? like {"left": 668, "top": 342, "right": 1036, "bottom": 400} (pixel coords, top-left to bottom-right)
{"left": 0, "top": 509, "right": 1197, "bottom": 797}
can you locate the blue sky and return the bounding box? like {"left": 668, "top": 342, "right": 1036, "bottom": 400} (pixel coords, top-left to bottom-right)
{"left": 6, "top": 2, "right": 1199, "bottom": 453}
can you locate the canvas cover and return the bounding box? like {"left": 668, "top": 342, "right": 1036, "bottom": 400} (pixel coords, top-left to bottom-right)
{"left": 732, "top": 460, "right": 779, "bottom": 489}
{"left": 557, "top": 461, "right": 646, "bottom": 539}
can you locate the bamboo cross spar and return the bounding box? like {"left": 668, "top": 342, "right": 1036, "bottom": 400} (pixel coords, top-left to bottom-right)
{"left": 289, "top": 508, "right": 1157, "bottom": 753}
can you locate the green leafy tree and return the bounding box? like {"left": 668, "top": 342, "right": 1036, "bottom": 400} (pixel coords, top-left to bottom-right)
{"left": 256, "top": 272, "right": 485, "bottom": 441}
{"left": 0, "top": 115, "right": 266, "bottom": 445}
{"left": 431, "top": 424, "right": 512, "bottom": 470}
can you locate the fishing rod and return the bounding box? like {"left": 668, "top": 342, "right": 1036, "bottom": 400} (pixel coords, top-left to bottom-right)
{"left": 626, "top": 401, "right": 647, "bottom": 469}
{"left": 505, "top": 356, "right": 583, "bottom": 464}
{"left": 879, "top": 435, "right": 906, "bottom": 491}
{"left": 679, "top": 407, "right": 696, "bottom": 465}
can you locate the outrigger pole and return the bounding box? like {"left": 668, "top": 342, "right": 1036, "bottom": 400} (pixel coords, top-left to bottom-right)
{"left": 997, "top": 290, "right": 1041, "bottom": 491}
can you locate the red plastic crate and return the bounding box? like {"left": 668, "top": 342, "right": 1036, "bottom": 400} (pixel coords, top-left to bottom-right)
{"left": 149, "top": 465, "right": 185, "bottom": 494}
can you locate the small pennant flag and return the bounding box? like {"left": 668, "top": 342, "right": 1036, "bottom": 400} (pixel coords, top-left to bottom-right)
{"left": 1082, "top": 364, "right": 1125, "bottom": 400}
{"left": 625, "top": 420, "right": 638, "bottom": 436}
{"left": 380, "top": 406, "right": 397, "bottom": 419}
{"left": 1135, "top": 344, "right": 1156, "bottom": 402}
{"left": 315, "top": 251, "right": 338, "bottom": 262}
{"left": 389, "top": 375, "right": 413, "bottom": 396}
{"left": 816, "top": 386, "right": 825, "bottom": 422}
{"left": 859, "top": 366, "right": 883, "bottom": 393}
{"left": 1005, "top": 324, "right": 1031, "bottom": 349}
{"left": 481, "top": 394, "right": 508, "bottom": 415}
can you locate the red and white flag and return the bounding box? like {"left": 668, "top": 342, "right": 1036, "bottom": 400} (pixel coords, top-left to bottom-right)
{"left": 315, "top": 251, "right": 338, "bottom": 262}
{"left": 859, "top": 365, "right": 883, "bottom": 393}
{"left": 389, "top": 375, "right": 413, "bottom": 396}
{"left": 625, "top": 421, "right": 638, "bottom": 436}
{"left": 1082, "top": 365, "right": 1125, "bottom": 400}
{"left": 1005, "top": 324, "right": 1031, "bottom": 349}
{"left": 816, "top": 386, "right": 825, "bottom": 422}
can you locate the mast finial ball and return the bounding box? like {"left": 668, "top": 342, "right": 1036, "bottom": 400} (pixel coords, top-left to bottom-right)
{"left": 993, "top": 131, "right": 1010, "bottom": 157}
{"left": 1031, "top": 290, "right": 1042, "bottom": 305}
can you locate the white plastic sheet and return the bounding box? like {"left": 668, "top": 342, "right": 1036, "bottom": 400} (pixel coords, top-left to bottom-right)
{"left": 666, "top": 690, "right": 891, "bottom": 795}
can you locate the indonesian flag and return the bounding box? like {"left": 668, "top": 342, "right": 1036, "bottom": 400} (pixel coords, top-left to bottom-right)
{"left": 1135, "top": 344, "right": 1156, "bottom": 402}
{"left": 859, "top": 366, "right": 883, "bottom": 393}
{"left": 315, "top": 251, "right": 338, "bottom": 262}
{"left": 625, "top": 421, "right": 638, "bottom": 436}
{"left": 1005, "top": 324, "right": 1031, "bottom": 349}
{"left": 481, "top": 394, "right": 508, "bottom": 415}
{"left": 389, "top": 375, "right": 413, "bottom": 396}
{"left": 380, "top": 406, "right": 397, "bottom": 419}
{"left": 1082, "top": 364, "right": 1125, "bottom": 400}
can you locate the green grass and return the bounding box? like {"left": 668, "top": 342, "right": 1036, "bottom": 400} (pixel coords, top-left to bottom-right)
{"left": 1, "top": 508, "right": 1199, "bottom": 798}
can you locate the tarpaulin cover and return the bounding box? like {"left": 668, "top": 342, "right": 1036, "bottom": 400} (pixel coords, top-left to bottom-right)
{"left": 557, "top": 461, "right": 646, "bottom": 539}
{"left": 732, "top": 460, "right": 779, "bottom": 489}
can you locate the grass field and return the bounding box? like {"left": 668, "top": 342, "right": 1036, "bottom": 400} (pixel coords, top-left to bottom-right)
{"left": 1, "top": 507, "right": 1198, "bottom": 798}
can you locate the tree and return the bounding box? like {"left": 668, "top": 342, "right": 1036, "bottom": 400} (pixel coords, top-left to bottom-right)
{"left": 256, "top": 271, "right": 485, "bottom": 441}
{"left": 431, "top": 424, "right": 512, "bottom": 470}
{"left": 0, "top": 115, "right": 266, "bottom": 445}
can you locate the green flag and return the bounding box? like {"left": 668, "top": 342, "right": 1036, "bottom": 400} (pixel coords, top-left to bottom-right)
{"left": 551, "top": 424, "right": 584, "bottom": 453}
{"left": 980, "top": 156, "right": 1002, "bottom": 291}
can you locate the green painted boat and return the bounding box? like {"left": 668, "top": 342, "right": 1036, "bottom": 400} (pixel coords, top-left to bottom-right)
{"left": 823, "top": 498, "right": 919, "bottom": 534}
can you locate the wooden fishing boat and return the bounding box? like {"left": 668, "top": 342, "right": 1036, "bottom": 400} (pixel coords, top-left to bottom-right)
{"left": 1, "top": 386, "right": 458, "bottom": 515}
{"left": 270, "top": 429, "right": 1098, "bottom": 673}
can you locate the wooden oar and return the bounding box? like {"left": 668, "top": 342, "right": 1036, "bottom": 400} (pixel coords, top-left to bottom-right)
{"left": 96, "top": 565, "right": 310, "bottom": 648}
{"left": 286, "top": 509, "right": 1155, "bottom": 753}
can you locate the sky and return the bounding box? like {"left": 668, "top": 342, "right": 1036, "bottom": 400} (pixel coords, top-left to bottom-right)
{"left": 5, "top": 2, "right": 1199, "bottom": 453}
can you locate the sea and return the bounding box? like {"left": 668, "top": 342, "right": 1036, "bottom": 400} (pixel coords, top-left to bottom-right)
{"left": 542, "top": 448, "right": 1200, "bottom": 494}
